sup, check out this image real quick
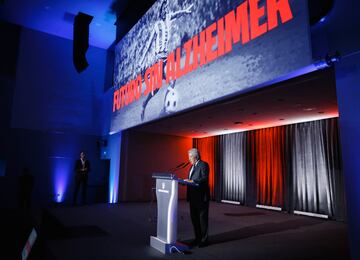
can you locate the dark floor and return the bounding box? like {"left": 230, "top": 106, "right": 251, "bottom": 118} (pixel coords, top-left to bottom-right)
{"left": 3, "top": 202, "right": 350, "bottom": 259}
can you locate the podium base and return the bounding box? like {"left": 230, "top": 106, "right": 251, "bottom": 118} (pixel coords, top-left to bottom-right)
{"left": 150, "top": 236, "right": 189, "bottom": 254}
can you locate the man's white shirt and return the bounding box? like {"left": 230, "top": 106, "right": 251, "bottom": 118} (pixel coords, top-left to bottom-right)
{"left": 189, "top": 160, "right": 199, "bottom": 179}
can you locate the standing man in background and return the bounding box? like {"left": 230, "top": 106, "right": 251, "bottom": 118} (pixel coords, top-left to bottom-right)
{"left": 73, "top": 151, "right": 90, "bottom": 205}
{"left": 185, "top": 148, "right": 210, "bottom": 247}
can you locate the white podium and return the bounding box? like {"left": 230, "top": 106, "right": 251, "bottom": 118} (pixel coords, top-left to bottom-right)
{"left": 150, "top": 173, "right": 196, "bottom": 254}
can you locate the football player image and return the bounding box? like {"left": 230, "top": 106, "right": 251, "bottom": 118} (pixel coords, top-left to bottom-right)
{"left": 139, "top": 0, "right": 193, "bottom": 120}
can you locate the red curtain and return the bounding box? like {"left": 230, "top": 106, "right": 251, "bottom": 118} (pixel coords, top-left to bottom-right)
{"left": 194, "top": 137, "right": 216, "bottom": 199}
{"left": 254, "top": 127, "right": 285, "bottom": 207}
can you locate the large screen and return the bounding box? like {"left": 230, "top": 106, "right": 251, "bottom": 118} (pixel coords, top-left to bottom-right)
{"left": 111, "top": 0, "right": 312, "bottom": 133}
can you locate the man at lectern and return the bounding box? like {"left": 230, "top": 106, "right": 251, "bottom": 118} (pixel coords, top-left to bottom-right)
{"left": 185, "top": 148, "right": 210, "bottom": 247}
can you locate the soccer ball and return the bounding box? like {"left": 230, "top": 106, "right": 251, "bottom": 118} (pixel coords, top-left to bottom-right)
{"left": 164, "top": 88, "right": 179, "bottom": 113}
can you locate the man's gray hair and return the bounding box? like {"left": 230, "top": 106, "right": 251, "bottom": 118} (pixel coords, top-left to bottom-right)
{"left": 188, "top": 148, "right": 200, "bottom": 159}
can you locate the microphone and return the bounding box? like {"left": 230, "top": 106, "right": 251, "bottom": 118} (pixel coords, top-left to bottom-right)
{"left": 181, "top": 162, "right": 190, "bottom": 168}
{"left": 173, "top": 162, "right": 190, "bottom": 173}
{"left": 168, "top": 162, "right": 189, "bottom": 172}
{"left": 175, "top": 162, "right": 185, "bottom": 168}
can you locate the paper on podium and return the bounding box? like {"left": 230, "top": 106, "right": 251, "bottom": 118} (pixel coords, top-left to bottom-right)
{"left": 177, "top": 178, "right": 199, "bottom": 186}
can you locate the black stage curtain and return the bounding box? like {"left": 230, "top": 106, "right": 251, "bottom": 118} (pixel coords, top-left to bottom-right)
{"left": 219, "top": 132, "right": 247, "bottom": 204}
{"left": 290, "top": 118, "right": 346, "bottom": 219}
{"left": 207, "top": 118, "right": 345, "bottom": 220}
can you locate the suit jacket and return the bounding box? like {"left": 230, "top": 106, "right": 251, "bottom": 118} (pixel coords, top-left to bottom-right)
{"left": 187, "top": 160, "right": 210, "bottom": 203}
{"left": 74, "top": 159, "right": 90, "bottom": 175}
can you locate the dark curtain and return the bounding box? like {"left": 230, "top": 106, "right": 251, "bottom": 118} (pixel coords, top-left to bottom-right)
{"left": 291, "top": 118, "right": 346, "bottom": 219}
{"left": 246, "top": 129, "right": 257, "bottom": 207}
{"left": 324, "top": 118, "right": 346, "bottom": 220}
{"left": 218, "top": 132, "right": 247, "bottom": 204}
{"left": 193, "top": 118, "right": 345, "bottom": 220}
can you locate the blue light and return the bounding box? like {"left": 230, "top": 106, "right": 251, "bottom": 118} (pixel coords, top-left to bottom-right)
{"left": 108, "top": 133, "right": 122, "bottom": 203}
{"left": 55, "top": 193, "right": 62, "bottom": 203}
{"left": 51, "top": 157, "right": 73, "bottom": 203}
{"left": 320, "top": 17, "right": 326, "bottom": 23}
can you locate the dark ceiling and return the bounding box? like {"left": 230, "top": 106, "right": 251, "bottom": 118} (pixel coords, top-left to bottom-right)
{"left": 0, "top": 0, "right": 341, "bottom": 50}
{"left": 0, "top": 0, "right": 158, "bottom": 49}
{"left": 112, "top": 0, "right": 157, "bottom": 43}
{"left": 133, "top": 68, "right": 338, "bottom": 138}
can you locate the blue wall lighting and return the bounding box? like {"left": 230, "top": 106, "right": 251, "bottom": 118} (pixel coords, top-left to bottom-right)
{"left": 51, "top": 157, "right": 73, "bottom": 203}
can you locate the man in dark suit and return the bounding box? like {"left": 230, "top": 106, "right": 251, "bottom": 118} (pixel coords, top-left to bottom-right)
{"left": 73, "top": 151, "right": 90, "bottom": 205}
{"left": 185, "top": 148, "right": 210, "bottom": 247}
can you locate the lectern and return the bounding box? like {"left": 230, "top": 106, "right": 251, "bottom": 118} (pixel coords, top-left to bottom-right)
{"left": 150, "top": 173, "right": 197, "bottom": 254}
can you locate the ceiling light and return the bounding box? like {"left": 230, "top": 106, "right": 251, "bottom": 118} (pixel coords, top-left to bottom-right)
{"left": 303, "top": 107, "right": 316, "bottom": 111}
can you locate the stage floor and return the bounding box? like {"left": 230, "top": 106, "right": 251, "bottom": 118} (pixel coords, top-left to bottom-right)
{"left": 42, "top": 201, "right": 349, "bottom": 260}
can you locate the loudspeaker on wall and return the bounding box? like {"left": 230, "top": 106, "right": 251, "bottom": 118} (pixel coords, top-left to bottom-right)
{"left": 73, "top": 12, "right": 93, "bottom": 73}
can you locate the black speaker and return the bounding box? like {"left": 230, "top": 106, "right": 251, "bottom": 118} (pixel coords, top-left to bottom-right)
{"left": 73, "top": 12, "right": 93, "bottom": 73}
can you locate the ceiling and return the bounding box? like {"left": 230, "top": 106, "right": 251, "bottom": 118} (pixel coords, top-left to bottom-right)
{"left": 133, "top": 68, "right": 339, "bottom": 138}
{"left": 0, "top": 0, "right": 156, "bottom": 49}
{"left": 0, "top": 0, "right": 347, "bottom": 51}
